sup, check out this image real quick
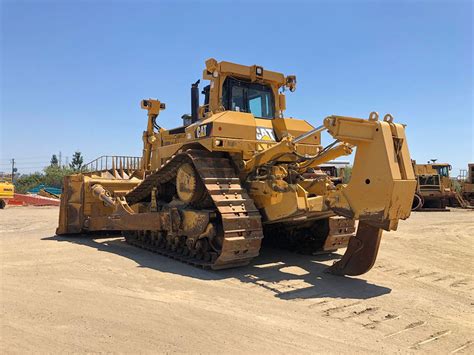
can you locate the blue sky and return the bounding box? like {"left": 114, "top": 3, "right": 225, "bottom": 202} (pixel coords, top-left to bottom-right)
{"left": 1, "top": 0, "right": 472, "bottom": 175}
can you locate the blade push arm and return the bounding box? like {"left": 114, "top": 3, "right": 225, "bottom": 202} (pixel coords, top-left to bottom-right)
{"left": 296, "top": 142, "right": 353, "bottom": 170}
{"left": 242, "top": 125, "right": 332, "bottom": 174}
{"left": 242, "top": 136, "right": 296, "bottom": 174}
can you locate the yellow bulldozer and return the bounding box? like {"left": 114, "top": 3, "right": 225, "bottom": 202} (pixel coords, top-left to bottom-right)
{"left": 411, "top": 160, "right": 463, "bottom": 210}
{"left": 57, "top": 58, "right": 416, "bottom": 276}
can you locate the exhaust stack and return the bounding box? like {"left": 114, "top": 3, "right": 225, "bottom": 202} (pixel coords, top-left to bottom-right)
{"left": 191, "top": 80, "right": 200, "bottom": 123}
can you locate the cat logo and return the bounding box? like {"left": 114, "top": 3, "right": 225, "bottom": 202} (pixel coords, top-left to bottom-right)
{"left": 195, "top": 123, "right": 212, "bottom": 138}
{"left": 256, "top": 127, "right": 276, "bottom": 141}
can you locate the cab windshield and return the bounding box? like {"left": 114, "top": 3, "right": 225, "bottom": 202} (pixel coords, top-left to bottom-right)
{"left": 434, "top": 165, "right": 450, "bottom": 177}
{"left": 222, "top": 77, "right": 274, "bottom": 119}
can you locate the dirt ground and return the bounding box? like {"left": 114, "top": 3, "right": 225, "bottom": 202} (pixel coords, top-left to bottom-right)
{"left": 1, "top": 206, "right": 473, "bottom": 353}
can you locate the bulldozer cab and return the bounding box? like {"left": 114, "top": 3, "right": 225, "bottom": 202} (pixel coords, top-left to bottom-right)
{"left": 200, "top": 58, "right": 296, "bottom": 121}
{"left": 414, "top": 163, "right": 451, "bottom": 178}
{"left": 221, "top": 77, "right": 275, "bottom": 119}
{"left": 431, "top": 164, "right": 451, "bottom": 178}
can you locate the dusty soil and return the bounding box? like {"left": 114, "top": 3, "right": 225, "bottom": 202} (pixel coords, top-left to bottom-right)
{"left": 1, "top": 206, "right": 473, "bottom": 353}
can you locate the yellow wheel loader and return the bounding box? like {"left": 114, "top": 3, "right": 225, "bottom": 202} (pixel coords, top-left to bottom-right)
{"left": 57, "top": 58, "right": 416, "bottom": 276}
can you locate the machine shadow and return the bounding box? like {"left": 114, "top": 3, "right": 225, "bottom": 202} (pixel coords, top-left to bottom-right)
{"left": 43, "top": 234, "right": 391, "bottom": 301}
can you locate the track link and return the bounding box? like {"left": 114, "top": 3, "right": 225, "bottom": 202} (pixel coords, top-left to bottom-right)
{"left": 125, "top": 231, "right": 215, "bottom": 269}
{"left": 124, "top": 149, "right": 264, "bottom": 269}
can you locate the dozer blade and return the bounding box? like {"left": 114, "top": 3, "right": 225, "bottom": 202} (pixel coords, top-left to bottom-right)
{"left": 325, "top": 222, "right": 382, "bottom": 276}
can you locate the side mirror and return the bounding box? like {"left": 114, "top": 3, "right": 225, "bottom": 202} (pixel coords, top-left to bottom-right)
{"left": 285, "top": 75, "right": 297, "bottom": 92}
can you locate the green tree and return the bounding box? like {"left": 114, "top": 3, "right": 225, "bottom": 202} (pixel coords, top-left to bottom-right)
{"left": 14, "top": 165, "right": 74, "bottom": 193}
{"left": 69, "top": 151, "right": 84, "bottom": 171}
{"left": 43, "top": 165, "right": 73, "bottom": 188}
{"left": 14, "top": 173, "right": 43, "bottom": 193}
{"left": 50, "top": 154, "right": 59, "bottom": 166}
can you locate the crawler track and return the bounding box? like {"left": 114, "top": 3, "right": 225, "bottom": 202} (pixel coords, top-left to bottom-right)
{"left": 124, "top": 149, "right": 264, "bottom": 269}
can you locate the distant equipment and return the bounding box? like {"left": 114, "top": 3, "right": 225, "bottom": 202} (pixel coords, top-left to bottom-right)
{"left": 0, "top": 179, "right": 14, "bottom": 209}
{"left": 411, "top": 161, "right": 470, "bottom": 210}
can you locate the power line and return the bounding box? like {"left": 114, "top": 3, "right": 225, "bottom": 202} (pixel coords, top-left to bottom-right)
{"left": 0, "top": 167, "right": 48, "bottom": 170}
{"left": 0, "top": 156, "right": 51, "bottom": 161}
{"left": 0, "top": 161, "right": 49, "bottom": 166}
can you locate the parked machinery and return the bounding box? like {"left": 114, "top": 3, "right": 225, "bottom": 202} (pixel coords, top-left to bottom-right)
{"left": 411, "top": 161, "right": 459, "bottom": 210}
{"left": 458, "top": 163, "right": 474, "bottom": 206}
{"left": 0, "top": 179, "right": 14, "bottom": 209}
{"left": 57, "top": 58, "right": 416, "bottom": 276}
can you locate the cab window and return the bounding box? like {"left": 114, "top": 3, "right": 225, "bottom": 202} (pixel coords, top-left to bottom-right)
{"left": 248, "top": 88, "right": 272, "bottom": 118}
{"left": 435, "top": 166, "right": 449, "bottom": 177}
{"left": 222, "top": 77, "right": 275, "bottom": 119}
{"left": 231, "top": 86, "right": 245, "bottom": 112}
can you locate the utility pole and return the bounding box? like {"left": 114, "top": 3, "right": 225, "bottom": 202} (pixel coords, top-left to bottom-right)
{"left": 11, "top": 158, "right": 15, "bottom": 183}
{"left": 59, "top": 151, "right": 62, "bottom": 168}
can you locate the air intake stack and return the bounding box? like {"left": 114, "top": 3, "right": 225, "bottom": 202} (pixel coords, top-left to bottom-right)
{"left": 191, "top": 80, "right": 200, "bottom": 123}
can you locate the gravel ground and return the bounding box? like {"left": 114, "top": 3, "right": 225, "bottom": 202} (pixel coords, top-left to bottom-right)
{"left": 1, "top": 206, "right": 473, "bottom": 353}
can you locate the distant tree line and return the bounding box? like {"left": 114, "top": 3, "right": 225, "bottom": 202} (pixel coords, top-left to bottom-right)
{"left": 14, "top": 151, "right": 84, "bottom": 193}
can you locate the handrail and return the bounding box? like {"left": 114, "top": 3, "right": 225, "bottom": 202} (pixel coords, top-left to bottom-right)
{"left": 82, "top": 155, "right": 142, "bottom": 173}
